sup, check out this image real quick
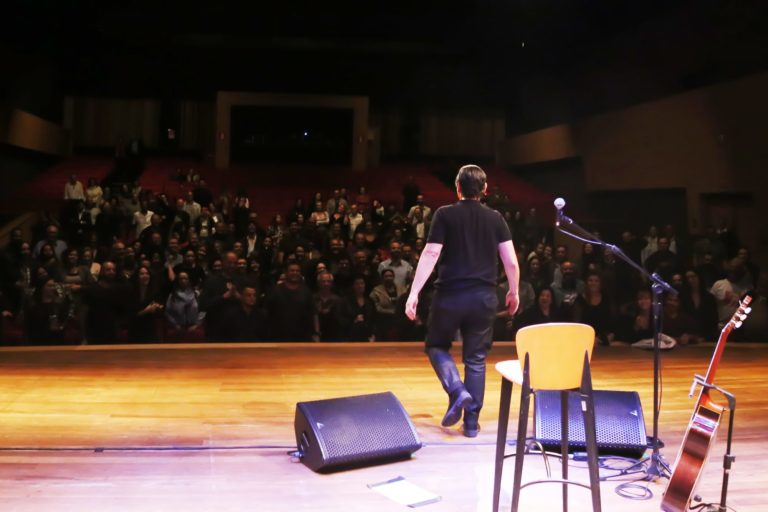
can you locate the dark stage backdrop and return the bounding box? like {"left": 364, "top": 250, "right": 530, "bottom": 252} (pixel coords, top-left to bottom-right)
{"left": 229, "top": 106, "right": 353, "bottom": 165}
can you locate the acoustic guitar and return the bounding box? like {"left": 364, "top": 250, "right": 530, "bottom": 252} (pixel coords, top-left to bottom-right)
{"left": 661, "top": 294, "right": 752, "bottom": 512}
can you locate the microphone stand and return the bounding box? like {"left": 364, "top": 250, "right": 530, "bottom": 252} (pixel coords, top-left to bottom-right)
{"left": 555, "top": 210, "right": 675, "bottom": 481}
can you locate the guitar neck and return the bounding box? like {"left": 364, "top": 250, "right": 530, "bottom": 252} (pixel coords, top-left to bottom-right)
{"left": 702, "top": 326, "right": 732, "bottom": 386}
{"left": 703, "top": 295, "right": 752, "bottom": 386}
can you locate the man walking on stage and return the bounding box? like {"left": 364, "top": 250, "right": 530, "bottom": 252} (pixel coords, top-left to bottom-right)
{"left": 406, "top": 165, "right": 520, "bottom": 437}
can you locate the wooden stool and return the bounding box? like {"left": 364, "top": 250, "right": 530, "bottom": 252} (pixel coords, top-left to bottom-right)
{"left": 492, "top": 322, "right": 602, "bottom": 512}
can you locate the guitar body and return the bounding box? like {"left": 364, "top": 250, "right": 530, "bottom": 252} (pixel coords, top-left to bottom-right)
{"left": 661, "top": 399, "right": 723, "bottom": 512}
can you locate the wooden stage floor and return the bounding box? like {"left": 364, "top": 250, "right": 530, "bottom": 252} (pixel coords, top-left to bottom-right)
{"left": 0, "top": 341, "right": 766, "bottom": 512}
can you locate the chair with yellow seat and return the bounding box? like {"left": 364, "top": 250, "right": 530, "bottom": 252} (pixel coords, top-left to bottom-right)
{"left": 492, "top": 322, "right": 601, "bottom": 512}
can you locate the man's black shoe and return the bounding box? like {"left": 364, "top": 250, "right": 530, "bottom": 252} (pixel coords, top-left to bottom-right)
{"left": 462, "top": 421, "right": 480, "bottom": 438}
{"left": 441, "top": 389, "right": 473, "bottom": 427}
{"left": 463, "top": 410, "right": 480, "bottom": 437}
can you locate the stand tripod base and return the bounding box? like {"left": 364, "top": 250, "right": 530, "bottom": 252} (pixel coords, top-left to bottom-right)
{"left": 644, "top": 452, "right": 671, "bottom": 481}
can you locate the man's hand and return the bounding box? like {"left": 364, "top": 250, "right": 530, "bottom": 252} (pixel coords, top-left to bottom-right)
{"left": 405, "top": 293, "right": 419, "bottom": 321}
{"left": 506, "top": 289, "right": 520, "bottom": 316}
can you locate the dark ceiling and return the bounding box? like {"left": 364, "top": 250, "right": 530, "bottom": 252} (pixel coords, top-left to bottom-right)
{"left": 2, "top": 1, "right": 766, "bottom": 128}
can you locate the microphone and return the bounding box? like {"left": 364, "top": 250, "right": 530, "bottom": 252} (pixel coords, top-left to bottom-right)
{"left": 553, "top": 197, "right": 572, "bottom": 226}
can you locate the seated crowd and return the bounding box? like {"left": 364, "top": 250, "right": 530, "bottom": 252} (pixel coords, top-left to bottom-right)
{"left": 0, "top": 173, "right": 759, "bottom": 345}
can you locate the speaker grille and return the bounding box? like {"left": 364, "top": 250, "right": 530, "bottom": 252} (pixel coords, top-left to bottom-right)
{"left": 295, "top": 391, "right": 421, "bottom": 472}
{"left": 534, "top": 390, "right": 647, "bottom": 457}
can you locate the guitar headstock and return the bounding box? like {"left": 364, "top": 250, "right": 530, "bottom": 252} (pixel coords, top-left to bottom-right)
{"left": 728, "top": 293, "right": 753, "bottom": 330}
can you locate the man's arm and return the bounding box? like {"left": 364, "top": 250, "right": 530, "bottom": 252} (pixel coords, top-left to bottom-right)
{"left": 405, "top": 243, "right": 442, "bottom": 320}
{"left": 498, "top": 240, "right": 521, "bottom": 315}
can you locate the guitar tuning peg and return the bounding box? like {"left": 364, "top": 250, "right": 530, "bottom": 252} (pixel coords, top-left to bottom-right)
{"left": 743, "top": 307, "right": 752, "bottom": 314}
{"left": 738, "top": 313, "right": 748, "bottom": 321}
{"left": 734, "top": 321, "right": 743, "bottom": 329}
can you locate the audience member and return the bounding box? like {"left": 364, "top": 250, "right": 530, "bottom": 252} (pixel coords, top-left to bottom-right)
{"left": 580, "top": 243, "right": 602, "bottom": 278}
{"left": 347, "top": 204, "right": 364, "bottom": 239}
{"left": 33, "top": 225, "right": 68, "bottom": 260}
{"left": 378, "top": 241, "right": 413, "bottom": 289}
{"left": 523, "top": 207, "right": 546, "bottom": 249}
{"left": 36, "top": 243, "right": 63, "bottom": 282}
{"left": 512, "top": 287, "right": 564, "bottom": 337}
{"left": 199, "top": 252, "right": 243, "bottom": 340}
{"left": 313, "top": 271, "right": 345, "bottom": 341}
{"left": 619, "top": 230, "right": 646, "bottom": 265}
{"left": 344, "top": 276, "right": 376, "bottom": 341}
{"left": 711, "top": 257, "right": 752, "bottom": 330}
{"left": 310, "top": 200, "right": 330, "bottom": 227}
{"left": 354, "top": 187, "right": 371, "bottom": 213}
{"left": 24, "top": 277, "right": 72, "bottom": 345}
{"left": 167, "top": 198, "right": 191, "bottom": 241}
{"left": 370, "top": 268, "right": 405, "bottom": 341}
{"left": 332, "top": 256, "right": 354, "bottom": 295}
{"left": 265, "top": 261, "right": 316, "bottom": 341}
{"left": 617, "top": 288, "right": 654, "bottom": 343}
{"left": 85, "top": 177, "right": 104, "bottom": 206}
{"left": 171, "top": 250, "right": 206, "bottom": 290}
{"left": 266, "top": 214, "right": 286, "bottom": 248}
{"left": 524, "top": 256, "right": 549, "bottom": 294}
{"left": 663, "top": 293, "right": 701, "bottom": 345}
{"left": 644, "top": 236, "right": 680, "bottom": 282}
{"left": 551, "top": 244, "right": 568, "bottom": 287}
{"left": 220, "top": 282, "right": 264, "bottom": 341}
{"left": 694, "top": 252, "right": 723, "bottom": 291}
{"left": 574, "top": 273, "right": 615, "bottom": 345}
{"left": 61, "top": 248, "right": 94, "bottom": 339}
{"left": 192, "top": 179, "right": 214, "bottom": 208}
{"left": 551, "top": 260, "right": 584, "bottom": 317}
{"left": 164, "top": 271, "right": 202, "bottom": 335}
{"left": 325, "top": 189, "right": 348, "bottom": 218}
{"left": 63, "top": 174, "right": 85, "bottom": 202}
{"left": 82, "top": 261, "right": 129, "bottom": 344}
{"left": 371, "top": 199, "right": 386, "bottom": 226}
{"left": 127, "top": 266, "right": 164, "bottom": 343}
{"left": 640, "top": 225, "right": 659, "bottom": 265}
{"left": 664, "top": 224, "right": 684, "bottom": 260}
{"left": 407, "top": 194, "right": 432, "bottom": 223}
{"left": 183, "top": 191, "right": 202, "bottom": 224}
{"left": 738, "top": 247, "right": 760, "bottom": 289}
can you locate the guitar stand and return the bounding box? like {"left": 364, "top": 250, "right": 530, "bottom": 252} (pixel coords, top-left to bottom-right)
{"left": 689, "top": 374, "right": 737, "bottom": 512}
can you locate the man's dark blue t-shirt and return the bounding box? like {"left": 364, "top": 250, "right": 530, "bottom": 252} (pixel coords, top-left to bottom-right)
{"left": 427, "top": 200, "right": 511, "bottom": 291}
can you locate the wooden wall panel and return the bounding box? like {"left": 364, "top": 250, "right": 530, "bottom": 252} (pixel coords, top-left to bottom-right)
{"left": 64, "top": 97, "right": 161, "bottom": 149}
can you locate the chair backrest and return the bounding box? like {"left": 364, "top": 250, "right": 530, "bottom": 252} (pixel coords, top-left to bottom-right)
{"left": 515, "top": 322, "right": 595, "bottom": 390}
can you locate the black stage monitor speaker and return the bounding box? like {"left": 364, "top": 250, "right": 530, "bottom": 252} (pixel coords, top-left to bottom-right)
{"left": 534, "top": 390, "right": 648, "bottom": 458}
{"left": 294, "top": 391, "right": 422, "bottom": 472}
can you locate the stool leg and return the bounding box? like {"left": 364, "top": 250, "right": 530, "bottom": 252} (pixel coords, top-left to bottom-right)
{"left": 511, "top": 381, "right": 530, "bottom": 512}
{"left": 560, "top": 390, "right": 569, "bottom": 512}
{"left": 580, "top": 355, "right": 602, "bottom": 512}
{"left": 493, "top": 377, "right": 512, "bottom": 512}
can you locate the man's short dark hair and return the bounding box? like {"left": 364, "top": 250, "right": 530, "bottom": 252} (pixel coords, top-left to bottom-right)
{"left": 237, "top": 281, "right": 257, "bottom": 294}
{"left": 455, "top": 165, "right": 487, "bottom": 199}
